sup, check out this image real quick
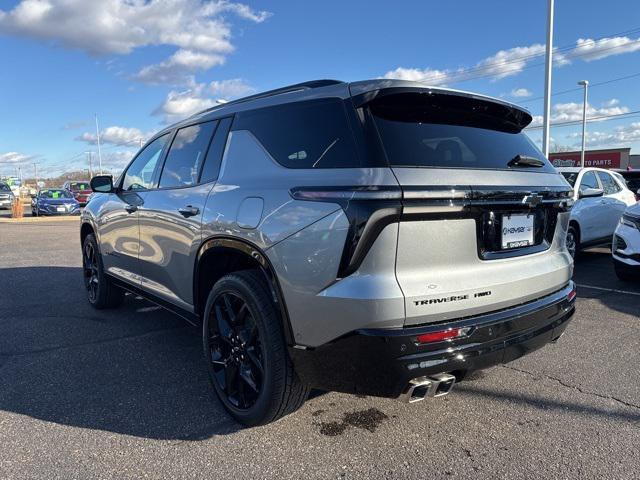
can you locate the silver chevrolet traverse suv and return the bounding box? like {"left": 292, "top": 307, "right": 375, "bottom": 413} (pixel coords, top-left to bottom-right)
{"left": 81, "top": 79, "right": 576, "bottom": 426}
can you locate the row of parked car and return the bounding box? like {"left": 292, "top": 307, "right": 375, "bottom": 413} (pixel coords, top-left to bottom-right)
{"left": 29, "top": 181, "right": 92, "bottom": 216}
{"left": 557, "top": 166, "right": 640, "bottom": 280}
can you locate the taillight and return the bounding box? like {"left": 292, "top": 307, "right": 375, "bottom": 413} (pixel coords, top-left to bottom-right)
{"left": 567, "top": 286, "right": 577, "bottom": 302}
{"left": 415, "top": 327, "right": 471, "bottom": 345}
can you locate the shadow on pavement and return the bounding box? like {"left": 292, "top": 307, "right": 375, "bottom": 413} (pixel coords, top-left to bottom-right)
{"left": 573, "top": 248, "right": 640, "bottom": 317}
{"left": 0, "top": 266, "right": 241, "bottom": 440}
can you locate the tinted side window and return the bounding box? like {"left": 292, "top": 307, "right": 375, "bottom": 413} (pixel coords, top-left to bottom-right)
{"left": 159, "top": 121, "right": 217, "bottom": 189}
{"left": 579, "top": 171, "right": 599, "bottom": 192}
{"left": 233, "top": 98, "right": 361, "bottom": 168}
{"left": 123, "top": 134, "right": 170, "bottom": 191}
{"left": 200, "top": 117, "right": 233, "bottom": 183}
{"left": 597, "top": 171, "right": 621, "bottom": 195}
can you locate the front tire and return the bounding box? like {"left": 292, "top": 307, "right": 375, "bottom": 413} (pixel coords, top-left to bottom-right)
{"left": 203, "top": 270, "right": 309, "bottom": 426}
{"left": 566, "top": 225, "right": 579, "bottom": 259}
{"left": 82, "top": 233, "right": 125, "bottom": 309}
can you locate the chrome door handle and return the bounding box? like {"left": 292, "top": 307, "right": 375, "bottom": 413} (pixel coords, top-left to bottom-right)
{"left": 178, "top": 205, "right": 200, "bottom": 218}
{"left": 124, "top": 204, "right": 138, "bottom": 214}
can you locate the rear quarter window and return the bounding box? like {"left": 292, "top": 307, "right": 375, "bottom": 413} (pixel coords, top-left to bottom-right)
{"left": 232, "top": 98, "right": 364, "bottom": 168}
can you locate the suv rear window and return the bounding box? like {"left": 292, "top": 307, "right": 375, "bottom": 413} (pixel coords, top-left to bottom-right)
{"left": 233, "top": 98, "right": 363, "bottom": 168}
{"left": 369, "top": 92, "right": 554, "bottom": 172}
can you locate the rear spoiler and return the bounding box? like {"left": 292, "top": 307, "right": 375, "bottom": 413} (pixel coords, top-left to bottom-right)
{"left": 349, "top": 85, "right": 533, "bottom": 133}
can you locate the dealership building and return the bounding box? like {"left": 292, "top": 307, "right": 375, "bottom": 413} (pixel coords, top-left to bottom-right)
{"left": 548, "top": 147, "right": 640, "bottom": 170}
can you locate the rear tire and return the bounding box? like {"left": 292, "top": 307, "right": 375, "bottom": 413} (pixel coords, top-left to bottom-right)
{"left": 614, "top": 259, "right": 638, "bottom": 282}
{"left": 82, "top": 233, "right": 125, "bottom": 309}
{"left": 202, "top": 270, "right": 309, "bottom": 426}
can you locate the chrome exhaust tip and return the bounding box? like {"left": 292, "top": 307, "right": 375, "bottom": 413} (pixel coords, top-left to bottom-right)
{"left": 398, "top": 373, "right": 456, "bottom": 403}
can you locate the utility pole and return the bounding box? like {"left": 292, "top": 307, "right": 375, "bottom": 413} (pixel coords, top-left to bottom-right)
{"left": 95, "top": 114, "right": 103, "bottom": 175}
{"left": 578, "top": 80, "right": 589, "bottom": 168}
{"left": 86, "top": 151, "right": 93, "bottom": 178}
{"left": 33, "top": 163, "right": 38, "bottom": 184}
{"left": 139, "top": 137, "right": 144, "bottom": 149}
{"left": 542, "top": 0, "right": 555, "bottom": 157}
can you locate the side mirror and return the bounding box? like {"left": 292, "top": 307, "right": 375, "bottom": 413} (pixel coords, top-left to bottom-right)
{"left": 579, "top": 187, "right": 604, "bottom": 199}
{"left": 90, "top": 175, "right": 114, "bottom": 193}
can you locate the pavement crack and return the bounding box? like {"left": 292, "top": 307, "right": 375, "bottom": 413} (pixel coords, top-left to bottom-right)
{"left": 502, "top": 364, "right": 640, "bottom": 411}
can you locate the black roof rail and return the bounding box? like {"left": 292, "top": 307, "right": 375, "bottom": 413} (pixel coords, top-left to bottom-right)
{"left": 196, "top": 79, "right": 344, "bottom": 116}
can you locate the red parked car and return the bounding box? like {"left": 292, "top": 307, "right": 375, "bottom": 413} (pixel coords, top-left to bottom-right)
{"left": 63, "top": 181, "right": 92, "bottom": 206}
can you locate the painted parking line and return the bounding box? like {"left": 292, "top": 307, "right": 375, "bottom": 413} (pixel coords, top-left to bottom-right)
{"left": 576, "top": 283, "right": 640, "bottom": 297}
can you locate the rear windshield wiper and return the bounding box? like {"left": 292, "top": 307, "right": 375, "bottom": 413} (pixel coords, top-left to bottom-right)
{"left": 507, "top": 154, "right": 545, "bottom": 168}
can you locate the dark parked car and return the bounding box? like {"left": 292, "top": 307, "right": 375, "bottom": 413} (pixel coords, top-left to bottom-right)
{"left": 0, "top": 182, "right": 15, "bottom": 209}
{"left": 63, "top": 181, "right": 92, "bottom": 206}
{"left": 32, "top": 189, "right": 80, "bottom": 216}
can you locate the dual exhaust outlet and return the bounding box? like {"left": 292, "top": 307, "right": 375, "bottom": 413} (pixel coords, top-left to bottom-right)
{"left": 399, "top": 373, "right": 456, "bottom": 403}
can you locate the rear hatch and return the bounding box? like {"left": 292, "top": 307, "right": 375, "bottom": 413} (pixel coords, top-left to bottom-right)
{"left": 364, "top": 88, "right": 573, "bottom": 326}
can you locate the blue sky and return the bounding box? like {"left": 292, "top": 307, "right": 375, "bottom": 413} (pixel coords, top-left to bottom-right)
{"left": 1, "top": 0, "right": 640, "bottom": 178}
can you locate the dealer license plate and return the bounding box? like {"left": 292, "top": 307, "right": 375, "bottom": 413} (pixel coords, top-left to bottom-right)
{"left": 501, "top": 213, "right": 534, "bottom": 249}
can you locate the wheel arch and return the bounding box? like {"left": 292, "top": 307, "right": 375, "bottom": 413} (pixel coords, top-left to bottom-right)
{"left": 80, "top": 221, "right": 96, "bottom": 246}
{"left": 194, "top": 236, "right": 295, "bottom": 345}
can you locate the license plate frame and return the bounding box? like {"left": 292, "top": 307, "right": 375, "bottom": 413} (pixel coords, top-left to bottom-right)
{"left": 501, "top": 213, "right": 534, "bottom": 249}
{"left": 56, "top": 206, "right": 66, "bottom": 213}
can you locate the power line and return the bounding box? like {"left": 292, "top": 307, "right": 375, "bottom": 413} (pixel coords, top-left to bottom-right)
{"left": 519, "top": 71, "right": 640, "bottom": 104}
{"left": 526, "top": 108, "right": 640, "bottom": 130}
{"left": 413, "top": 27, "right": 640, "bottom": 85}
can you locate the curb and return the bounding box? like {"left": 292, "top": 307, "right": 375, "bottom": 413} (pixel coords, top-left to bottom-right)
{"left": 0, "top": 216, "right": 80, "bottom": 224}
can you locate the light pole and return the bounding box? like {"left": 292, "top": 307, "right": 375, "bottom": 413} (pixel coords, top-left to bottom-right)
{"left": 578, "top": 80, "right": 589, "bottom": 168}
{"left": 542, "top": 0, "right": 555, "bottom": 157}
{"left": 95, "top": 114, "right": 103, "bottom": 175}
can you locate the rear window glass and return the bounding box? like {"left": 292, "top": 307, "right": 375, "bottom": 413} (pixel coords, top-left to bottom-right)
{"left": 560, "top": 172, "right": 578, "bottom": 187}
{"left": 70, "top": 182, "right": 89, "bottom": 191}
{"left": 233, "top": 98, "right": 362, "bottom": 168}
{"left": 370, "top": 92, "right": 554, "bottom": 172}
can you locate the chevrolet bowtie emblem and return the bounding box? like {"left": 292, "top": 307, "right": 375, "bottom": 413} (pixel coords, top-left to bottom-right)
{"left": 522, "top": 193, "right": 543, "bottom": 207}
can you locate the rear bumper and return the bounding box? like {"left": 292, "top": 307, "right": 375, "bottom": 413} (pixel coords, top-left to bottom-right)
{"left": 290, "top": 282, "right": 576, "bottom": 398}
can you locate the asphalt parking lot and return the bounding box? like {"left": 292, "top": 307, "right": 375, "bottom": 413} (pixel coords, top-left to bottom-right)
{"left": 0, "top": 220, "right": 638, "bottom": 479}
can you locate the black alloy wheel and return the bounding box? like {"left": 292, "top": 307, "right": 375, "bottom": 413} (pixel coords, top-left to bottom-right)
{"left": 81, "top": 233, "right": 124, "bottom": 309}
{"left": 83, "top": 240, "right": 100, "bottom": 303}
{"left": 203, "top": 270, "right": 309, "bottom": 426}
{"left": 207, "top": 291, "right": 265, "bottom": 410}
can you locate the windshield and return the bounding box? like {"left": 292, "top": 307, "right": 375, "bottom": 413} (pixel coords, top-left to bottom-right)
{"left": 369, "top": 92, "right": 554, "bottom": 172}
{"left": 560, "top": 172, "right": 578, "bottom": 187}
{"left": 0, "top": 183, "right": 10, "bottom": 192}
{"left": 70, "top": 182, "right": 90, "bottom": 191}
{"left": 40, "top": 189, "right": 73, "bottom": 199}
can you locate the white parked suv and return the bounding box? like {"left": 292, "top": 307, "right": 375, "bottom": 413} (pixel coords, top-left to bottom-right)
{"left": 557, "top": 167, "right": 637, "bottom": 257}
{"left": 612, "top": 203, "right": 640, "bottom": 280}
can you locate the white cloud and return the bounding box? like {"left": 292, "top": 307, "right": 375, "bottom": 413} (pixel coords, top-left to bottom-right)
{"left": 0, "top": 1, "right": 271, "bottom": 85}
{"left": 511, "top": 88, "right": 532, "bottom": 98}
{"left": 154, "top": 79, "right": 255, "bottom": 123}
{"left": 133, "top": 49, "right": 225, "bottom": 85}
{"left": 0, "top": 151, "right": 33, "bottom": 164}
{"left": 528, "top": 100, "right": 629, "bottom": 128}
{"left": 571, "top": 36, "right": 640, "bottom": 61}
{"left": 76, "top": 126, "right": 150, "bottom": 147}
{"left": 383, "top": 44, "right": 568, "bottom": 85}
{"left": 383, "top": 35, "right": 640, "bottom": 86}
{"left": 567, "top": 122, "right": 640, "bottom": 148}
